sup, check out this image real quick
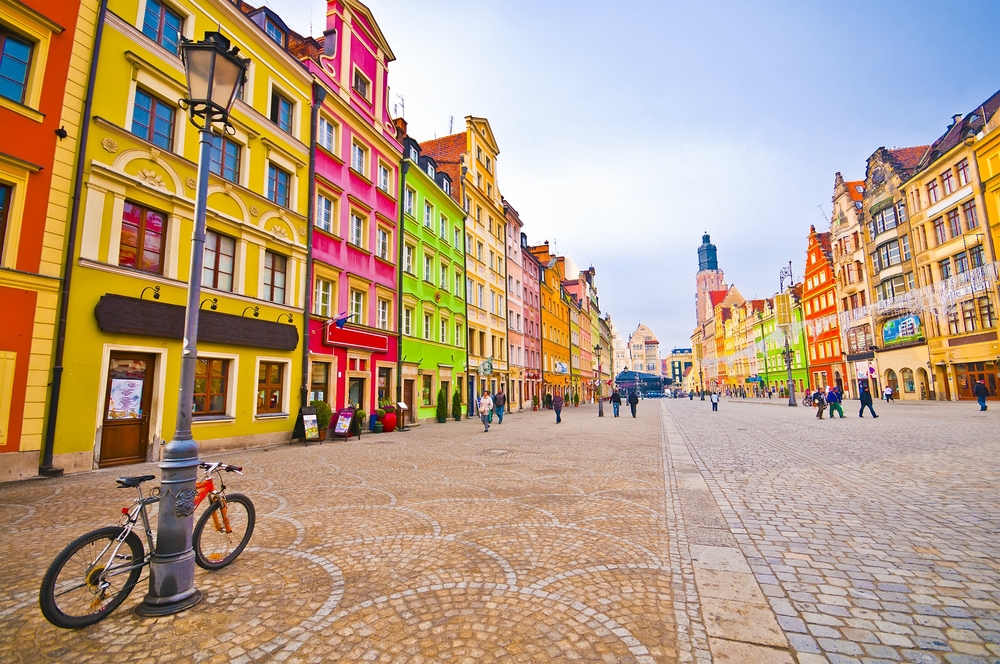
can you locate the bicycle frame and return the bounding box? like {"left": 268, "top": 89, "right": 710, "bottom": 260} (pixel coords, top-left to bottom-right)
{"left": 80, "top": 486, "right": 158, "bottom": 594}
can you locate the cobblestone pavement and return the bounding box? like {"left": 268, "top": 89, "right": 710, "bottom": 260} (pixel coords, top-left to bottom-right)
{"left": 666, "top": 398, "right": 1000, "bottom": 664}
{"left": 1, "top": 403, "right": 714, "bottom": 664}
{"left": 2, "top": 399, "right": 994, "bottom": 663}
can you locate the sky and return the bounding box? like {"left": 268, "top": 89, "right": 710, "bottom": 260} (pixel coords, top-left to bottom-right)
{"left": 261, "top": 0, "right": 999, "bottom": 350}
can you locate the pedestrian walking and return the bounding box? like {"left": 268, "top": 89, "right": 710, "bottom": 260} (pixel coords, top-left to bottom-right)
{"left": 883, "top": 386, "right": 894, "bottom": 403}
{"left": 628, "top": 391, "right": 639, "bottom": 417}
{"left": 494, "top": 387, "right": 506, "bottom": 424}
{"left": 827, "top": 386, "right": 845, "bottom": 419}
{"left": 478, "top": 390, "right": 494, "bottom": 432}
{"left": 710, "top": 391, "right": 719, "bottom": 412}
{"left": 973, "top": 379, "right": 990, "bottom": 411}
{"left": 552, "top": 393, "right": 564, "bottom": 423}
{"left": 610, "top": 389, "right": 622, "bottom": 417}
{"left": 859, "top": 385, "right": 878, "bottom": 418}
{"left": 812, "top": 386, "right": 827, "bottom": 419}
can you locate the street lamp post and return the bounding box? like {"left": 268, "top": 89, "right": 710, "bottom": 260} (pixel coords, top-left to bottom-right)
{"left": 757, "top": 311, "right": 769, "bottom": 396}
{"left": 594, "top": 344, "right": 604, "bottom": 417}
{"left": 136, "top": 32, "right": 247, "bottom": 617}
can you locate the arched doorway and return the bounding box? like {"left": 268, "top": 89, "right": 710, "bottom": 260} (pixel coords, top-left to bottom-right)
{"left": 885, "top": 369, "right": 898, "bottom": 396}
{"left": 916, "top": 367, "right": 930, "bottom": 400}
{"left": 835, "top": 371, "right": 844, "bottom": 395}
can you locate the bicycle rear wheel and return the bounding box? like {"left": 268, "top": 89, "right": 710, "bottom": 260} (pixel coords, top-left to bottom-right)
{"left": 193, "top": 493, "right": 255, "bottom": 570}
{"left": 39, "top": 526, "right": 145, "bottom": 628}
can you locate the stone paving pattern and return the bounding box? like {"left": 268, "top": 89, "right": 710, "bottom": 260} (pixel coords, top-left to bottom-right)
{"left": 0, "top": 398, "right": 996, "bottom": 663}
{"left": 668, "top": 397, "right": 999, "bottom": 664}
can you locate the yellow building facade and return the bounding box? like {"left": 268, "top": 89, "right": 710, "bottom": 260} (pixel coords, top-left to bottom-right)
{"left": 51, "top": 0, "right": 312, "bottom": 472}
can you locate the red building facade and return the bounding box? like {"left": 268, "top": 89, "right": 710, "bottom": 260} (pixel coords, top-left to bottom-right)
{"left": 803, "top": 225, "right": 849, "bottom": 395}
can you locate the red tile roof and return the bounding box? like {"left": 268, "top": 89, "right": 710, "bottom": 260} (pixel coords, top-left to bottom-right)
{"left": 419, "top": 134, "right": 465, "bottom": 204}
{"left": 708, "top": 290, "right": 728, "bottom": 307}
{"left": 846, "top": 181, "right": 865, "bottom": 202}
{"left": 886, "top": 146, "right": 930, "bottom": 174}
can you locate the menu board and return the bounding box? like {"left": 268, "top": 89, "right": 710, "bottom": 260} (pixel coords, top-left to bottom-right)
{"left": 333, "top": 407, "right": 358, "bottom": 439}
{"left": 302, "top": 412, "right": 321, "bottom": 441}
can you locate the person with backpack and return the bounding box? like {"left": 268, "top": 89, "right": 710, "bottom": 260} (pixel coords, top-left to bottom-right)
{"left": 478, "top": 390, "right": 494, "bottom": 432}
{"left": 610, "top": 389, "right": 622, "bottom": 417}
{"left": 826, "top": 386, "right": 845, "bottom": 419}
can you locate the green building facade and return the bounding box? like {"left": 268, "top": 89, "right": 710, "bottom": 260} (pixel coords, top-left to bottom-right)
{"left": 398, "top": 132, "right": 468, "bottom": 423}
{"left": 755, "top": 297, "right": 809, "bottom": 398}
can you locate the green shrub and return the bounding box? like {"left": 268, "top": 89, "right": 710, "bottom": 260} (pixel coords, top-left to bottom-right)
{"left": 452, "top": 389, "right": 462, "bottom": 421}
{"left": 311, "top": 400, "right": 332, "bottom": 434}
{"left": 436, "top": 388, "right": 448, "bottom": 422}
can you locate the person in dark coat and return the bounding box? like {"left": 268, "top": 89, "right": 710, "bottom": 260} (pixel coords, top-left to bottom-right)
{"left": 859, "top": 385, "right": 878, "bottom": 418}
{"left": 827, "top": 386, "right": 845, "bottom": 419}
{"left": 610, "top": 389, "right": 622, "bottom": 417}
{"left": 493, "top": 387, "right": 506, "bottom": 424}
{"left": 974, "top": 379, "right": 990, "bottom": 411}
{"left": 552, "top": 393, "right": 564, "bottom": 423}
{"left": 627, "top": 391, "right": 639, "bottom": 418}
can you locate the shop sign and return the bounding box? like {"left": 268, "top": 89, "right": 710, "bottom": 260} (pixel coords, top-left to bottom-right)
{"left": 554, "top": 361, "right": 569, "bottom": 374}
{"left": 325, "top": 324, "right": 389, "bottom": 352}
{"left": 881, "top": 314, "right": 923, "bottom": 347}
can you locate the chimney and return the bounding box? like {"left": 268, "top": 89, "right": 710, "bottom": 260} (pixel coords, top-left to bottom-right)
{"left": 393, "top": 116, "right": 407, "bottom": 139}
{"left": 323, "top": 28, "right": 337, "bottom": 57}
{"left": 951, "top": 114, "right": 963, "bottom": 126}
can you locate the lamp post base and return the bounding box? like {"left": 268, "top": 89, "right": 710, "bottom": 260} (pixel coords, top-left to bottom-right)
{"left": 597, "top": 400, "right": 604, "bottom": 417}
{"left": 135, "top": 588, "right": 203, "bottom": 617}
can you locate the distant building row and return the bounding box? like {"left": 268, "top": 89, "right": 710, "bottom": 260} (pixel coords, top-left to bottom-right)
{"left": 691, "top": 90, "right": 1000, "bottom": 401}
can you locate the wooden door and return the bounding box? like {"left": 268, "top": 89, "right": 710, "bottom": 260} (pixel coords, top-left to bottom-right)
{"left": 403, "top": 380, "right": 415, "bottom": 423}
{"left": 100, "top": 353, "right": 155, "bottom": 467}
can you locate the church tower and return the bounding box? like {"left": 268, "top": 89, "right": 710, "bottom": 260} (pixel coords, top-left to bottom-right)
{"left": 695, "top": 233, "right": 727, "bottom": 327}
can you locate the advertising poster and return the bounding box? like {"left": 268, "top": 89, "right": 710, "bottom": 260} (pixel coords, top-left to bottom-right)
{"left": 108, "top": 379, "right": 143, "bottom": 419}
{"left": 882, "top": 315, "right": 923, "bottom": 347}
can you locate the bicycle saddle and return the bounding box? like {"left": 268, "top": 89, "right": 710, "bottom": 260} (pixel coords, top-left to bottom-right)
{"left": 115, "top": 475, "right": 156, "bottom": 488}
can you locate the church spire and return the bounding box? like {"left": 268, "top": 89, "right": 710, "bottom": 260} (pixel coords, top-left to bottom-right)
{"left": 697, "top": 232, "right": 718, "bottom": 272}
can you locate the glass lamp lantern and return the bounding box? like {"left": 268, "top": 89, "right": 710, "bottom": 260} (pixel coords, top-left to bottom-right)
{"left": 180, "top": 32, "right": 248, "bottom": 126}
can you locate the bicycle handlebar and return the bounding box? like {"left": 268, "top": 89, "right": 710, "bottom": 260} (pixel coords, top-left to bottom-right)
{"left": 199, "top": 462, "right": 243, "bottom": 474}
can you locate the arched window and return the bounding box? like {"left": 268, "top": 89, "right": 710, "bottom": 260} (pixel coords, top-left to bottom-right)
{"left": 886, "top": 369, "right": 899, "bottom": 393}
{"left": 901, "top": 368, "right": 915, "bottom": 392}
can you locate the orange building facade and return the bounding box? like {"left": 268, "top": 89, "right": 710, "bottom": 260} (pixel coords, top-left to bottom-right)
{"left": 1, "top": 0, "right": 96, "bottom": 480}
{"left": 803, "top": 225, "right": 848, "bottom": 395}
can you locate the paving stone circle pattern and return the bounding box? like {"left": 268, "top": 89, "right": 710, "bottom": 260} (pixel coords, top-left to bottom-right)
{"left": 0, "top": 398, "right": 996, "bottom": 664}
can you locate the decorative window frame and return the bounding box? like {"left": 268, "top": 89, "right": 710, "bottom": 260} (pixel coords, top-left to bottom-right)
{"left": 0, "top": 152, "right": 40, "bottom": 269}
{"left": 0, "top": 0, "right": 63, "bottom": 120}
{"left": 253, "top": 356, "right": 291, "bottom": 419}
{"left": 191, "top": 351, "right": 240, "bottom": 422}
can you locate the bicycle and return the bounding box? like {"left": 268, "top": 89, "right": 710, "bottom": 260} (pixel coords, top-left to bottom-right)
{"left": 39, "top": 462, "right": 255, "bottom": 629}
{"left": 802, "top": 395, "right": 813, "bottom": 407}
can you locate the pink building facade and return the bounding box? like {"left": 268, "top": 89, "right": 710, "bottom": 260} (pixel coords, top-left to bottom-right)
{"left": 296, "top": 1, "right": 403, "bottom": 414}
{"left": 503, "top": 199, "right": 526, "bottom": 409}
{"left": 520, "top": 232, "right": 543, "bottom": 405}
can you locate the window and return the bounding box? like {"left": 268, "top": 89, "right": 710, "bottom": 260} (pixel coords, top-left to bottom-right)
{"left": 476, "top": 242, "right": 483, "bottom": 261}
{"left": 423, "top": 313, "right": 431, "bottom": 339}
{"left": 476, "top": 147, "right": 483, "bottom": 163}
{"left": 927, "top": 180, "right": 939, "bottom": 204}
{"left": 0, "top": 184, "right": 10, "bottom": 260}
{"left": 403, "top": 244, "right": 414, "bottom": 274}
{"left": 376, "top": 228, "right": 389, "bottom": 260}
{"left": 310, "top": 362, "right": 330, "bottom": 403}
{"left": 933, "top": 217, "right": 946, "bottom": 245}
{"left": 421, "top": 374, "right": 432, "bottom": 406}
{"left": 194, "top": 358, "right": 228, "bottom": 416}
{"left": 962, "top": 201, "right": 979, "bottom": 230}
{"left": 352, "top": 69, "right": 370, "bottom": 99}
{"left": 485, "top": 155, "right": 492, "bottom": 172}
{"left": 476, "top": 205, "right": 482, "bottom": 222}
{"left": 267, "top": 164, "right": 291, "bottom": 207}
{"left": 203, "top": 230, "right": 235, "bottom": 292}
{"left": 900, "top": 234, "right": 911, "bottom": 260}
{"left": 946, "top": 209, "right": 961, "bottom": 238}
{"left": 313, "top": 278, "right": 332, "bottom": 317}
{"left": 440, "top": 319, "right": 447, "bottom": 343}
{"left": 424, "top": 201, "right": 433, "bottom": 228}
{"left": 119, "top": 202, "right": 166, "bottom": 274}
{"left": 423, "top": 254, "right": 432, "bottom": 281}
{"left": 440, "top": 215, "right": 447, "bottom": 238}
{"left": 442, "top": 179, "right": 450, "bottom": 195}
{"left": 141, "top": 0, "right": 182, "bottom": 55}
{"left": 349, "top": 213, "right": 364, "bottom": 247}
{"left": 939, "top": 258, "right": 952, "bottom": 281}
{"left": 455, "top": 323, "right": 462, "bottom": 347}
{"left": 941, "top": 169, "right": 955, "bottom": 195}
{"left": 962, "top": 300, "right": 977, "bottom": 333}
{"left": 316, "top": 194, "right": 334, "bottom": 233}
{"left": 264, "top": 17, "right": 285, "bottom": 47}
{"left": 377, "top": 298, "right": 389, "bottom": 330}
{"left": 208, "top": 135, "right": 241, "bottom": 183}
{"left": 440, "top": 264, "right": 448, "bottom": 290}
{"left": 378, "top": 164, "right": 390, "bottom": 192}
{"left": 970, "top": 244, "right": 985, "bottom": 269}
{"left": 957, "top": 159, "right": 970, "bottom": 186}
{"left": 404, "top": 187, "right": 415, "bottom": 216}
{"left": 425, "top": 162, "right": 435, "bottom": 178}
{"left": 318, "top": 116, "right": 337, "bottom": 152}
{"left": 980, "top": 296, "right": 995, "bottom": 329}
{"left": 270, "top": 90, "right": 293, "bottom": 133}
{"left": 0, "top": 29, "right": 33, "bottom": 104}
{"left": 257, "top": 361, "right": 284, "bottom": 414}
{"left": 132, "top": 89, "right": 174, "bottom": 150}
{"left": 454, "top": 228, "right": 461, "bottom": 248}
{"left": 403, "top": 307, "right": 412, "bottom": 335}
{"left": 262, "top": 251, "right": 286, "bottom": 303}
{"left": 351, "top": 143, "right": 367, "bottom": 175}
{"left": 455, "top": 271, "right": 462, "bottom": 296}
{"left": 955, "top": 251, "right": 969, "bottom": 275}
{"left": 350, "top": 289, "right": 364, "bottom": 323}
{"left": 477, "top": 284, "right": 484, "bottom": 308}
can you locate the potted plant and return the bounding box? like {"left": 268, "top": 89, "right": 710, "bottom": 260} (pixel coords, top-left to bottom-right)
{"left": 374, "top": 408, "right": 386, "bottom": 433}
{"left": 532, "top": 396, "right": 539, "bottom": 411}
{"left": 354, "top": 409, "right": 366, "bottom": 437}
{"left": 573, "top": 392, "right": 580, "bottom": 407}
{"left": 311, "top": 400, "right": 333, "bottom": 439}
{"left": 452, "top": 389, "right": 462, "bottom": 421}
{"left": 436, "top": 388, "right": 448, "bottom": 423}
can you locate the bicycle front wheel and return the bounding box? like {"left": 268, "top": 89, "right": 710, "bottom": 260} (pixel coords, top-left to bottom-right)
{"left": 193, "top": 493, "right": 255, "bottom": 570}
{"left": 39, "top": 526, "right": 145, "bottom": 629}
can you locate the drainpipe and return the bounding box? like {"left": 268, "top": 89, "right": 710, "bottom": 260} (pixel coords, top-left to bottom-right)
{"left": 395, "top": 159, "right": 408, "bottom": 409}
{"left": 299, "top": 81, "right": 327, "bottom": 420}
{"left": 460, "top": 165, "right": 473, "bottom": 416}
{"left": 39, "top": 0, "right": 110, "bottom": 477}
